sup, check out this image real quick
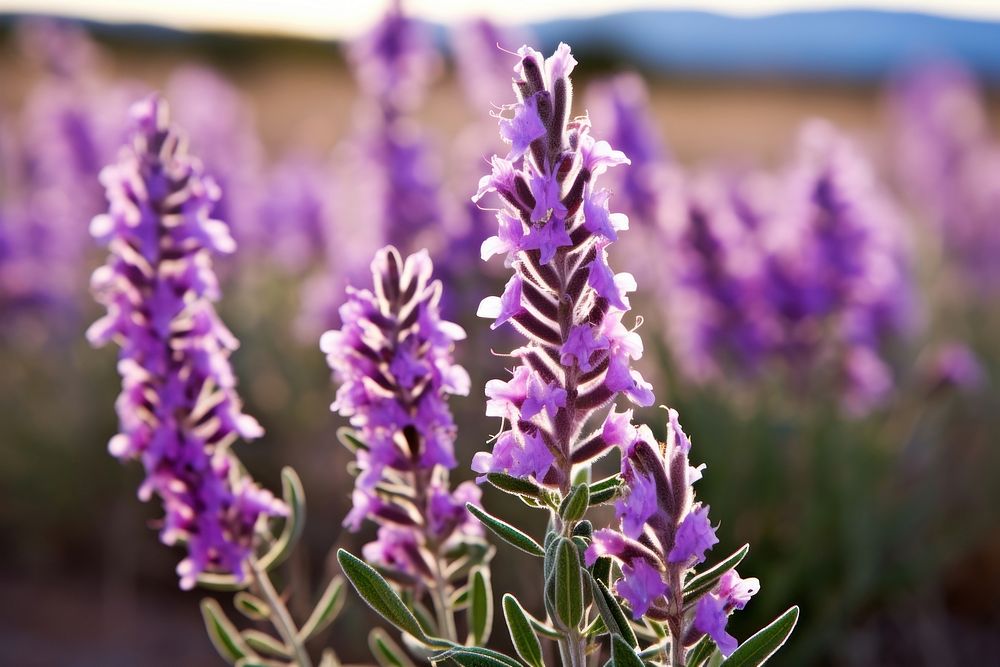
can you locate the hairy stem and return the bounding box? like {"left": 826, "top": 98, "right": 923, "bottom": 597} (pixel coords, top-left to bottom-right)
{"left": 250, "top": 557, "right": 313, "bottom": 667}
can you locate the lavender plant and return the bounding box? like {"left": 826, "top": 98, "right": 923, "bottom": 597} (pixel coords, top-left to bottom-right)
{"left": 326, "top": 246, "right": 494, "bottom": 657}
{"left": 335, "top": 43, "right": 797, "bottom": 667}
{"left": 660, "top": 121, "right": 912, "bottom": 415}
{"left": 89, "top": 95, "right": 345, "bottom": 667}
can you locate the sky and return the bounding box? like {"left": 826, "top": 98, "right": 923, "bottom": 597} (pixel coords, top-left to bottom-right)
{"left": 2, "top": 0, "right": 999, "bottom": 40}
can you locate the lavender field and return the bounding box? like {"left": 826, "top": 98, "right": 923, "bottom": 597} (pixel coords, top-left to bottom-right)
{"left": 0, "top": 6, "right": 998, "bottom": 666}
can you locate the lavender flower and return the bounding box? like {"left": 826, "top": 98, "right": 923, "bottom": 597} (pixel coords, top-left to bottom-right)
{"left": 345, "top": 2, "right": 444, "bottom": 252}
{"left": 472, "top": 43, "right": 655, "bottom": 493}
{"left": 167, "top": 66, "right": 265, "bottom": 253}
{"left": 661, "top": 121, "right": 912, "bottom": 415}
{"left": 586, "top": 73, "right": 670, "bottom": 226}
{"left": 323, "top": 246, "right": 484, "bottom": 640}
{"left": 87, "top": 95, "right": 285, "bottom": 589}
{"left": 890, "top": 62, "right": 1000, "bottom": 291}
{"left": 4, "top": 19, "right": 132, "bottom": 310}
{"left": 586, "top": 409, "right": 759, "bottom": 658}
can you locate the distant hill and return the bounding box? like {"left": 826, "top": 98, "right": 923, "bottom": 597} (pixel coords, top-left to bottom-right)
{"left": 524, "top": 9, "right": 1000, "bottom": 82}
{"left": 5, "top": 8, "right": 1000, "bottom": 82}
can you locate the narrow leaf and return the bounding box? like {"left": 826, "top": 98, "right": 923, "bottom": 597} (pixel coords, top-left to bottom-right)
{"left": 610, "top": 634, "right": 644, "bottom": 667}
{"left": 487, "top": 473, "right": 543, "bottom": 498}
{"left": 502, "top": 594, "right": 543, "bottom": 667}
{"left": 234, "top": 592, "right": 270, "bottom": 620}
{"left": 259, "top": 467, "right": 306, "bottom": 571}
{"left": 588, "top": 475, "right": 621, "bottom": 505}
{"left": 299, "top": 575, "right": 346, "bottom": 640}
{"left": 200, "top": 598, "right": 253, "bottom": 664}
{"left": 433, "top": 646, "right": 523, "bottom": 667}
{"left": 559, "top": 484, "right": 590, "bottom": 523}
{"left": 682, "top": 545, "right": 750, "bottom": 606}
{"left": 466, "top": 503, "right": 544, "bottom": 557}
{"left": 196, "top": 572, "right": 250, "bottom": 592}
{"left": 587, "top": 573, "right": 637, "bottom": 647}
{"left": 468, "top": 566, "right": 494, "bottom": 645}
{"left": 720, "top": 606, "right": 799, "bottom": 667}
{"left": 369, "top": 627, "right": 416, "bottom": 667}
{"left": 337, "top": 549, "right": 448, "bottom": 648}
{"left": 243, "top": 630, "right": 291, "bottom": 659}
{"left": 554, "top": 538, "right": 584, "bottom": 629}
{"left": 684, "top": 635, "right": 715, "bottom": 667}
{"left": 337, "top": 426, "right": 369, "bottom": 453}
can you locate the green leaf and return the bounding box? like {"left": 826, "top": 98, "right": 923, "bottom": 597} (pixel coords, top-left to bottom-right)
{"left": 234, "top": 592, "right": 270, "bottom": 621}
{"left": 433, "top": 646, "right": 523, "bottom": 667}
{"left": 559, "top": 484, "right": 590, "bottom": 523}
{"left": 587, "top": 573, "right": 637, "bottom": 648}
{"left": 487, "top": 473, "right": 543, "bottom": 498}
{"left": 200, "top": 598, "right": 253, "bottom": 664}
{"left": 468, "top": 566, "right": 494, "bottom": 645}
{"left": 449, "top": 584, "right": 470, "bottom": 609}
{"left": 684, "top": 635, "right": 715, "bottom": 666}
{"left": 299, "top": 575, "right": 346, "bottom": 640}
{"left": 554, "top": 538, "right": 584, "bottom": 629}
{"left": 588, "top": 475, "right": 621, "bottom": 505}
{"left": 502, "top": 594, "right": 543, "bottom": 667}
{"left": 720, "top": 606, "right": 799, "bottom": 667}
{"left": 466, "top": 504, "right": 545, "bottom": 557}
{"left": 196, "top": 572, "right": 250, "bottom": 592}
{"left": 259, "top": 467, "right": 306, "bottom": 572}
{"left": 610, "top": 634, "right": 645, "bottom": 667}
{"left": 337, "top": 549, "right": 449, "bottom": 649}
{"left": 369, "top": 627, "right": 417, "bottom": 667}
{"left": 234, "top": 659, "right": 268, "bottom": 667}
{"left": 572, "top": 464, "right": 592, "bottom": 487}
{"left": 337, "top": 426, "right": 369, "bottom": 453}
{"left": 591, "top": 555, "right": 612, "bottom": 587}
{"left": 242, "top": 630, "right": 291, "bottom": 659}
{"left": 682, "top": 544, "right": 750, "bottom": 606}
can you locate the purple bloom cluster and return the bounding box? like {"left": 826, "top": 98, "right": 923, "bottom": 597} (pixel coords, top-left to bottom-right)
{"left": 587, "top": 409, "right": 759, "bottom": 657}
{"left": 662, "top": 120, "right": 911, "bottom": 414}
{"left": 322, "top": 246, "right": 481, "bottom": 578}
{"left": 586, "top": 73, "right": 670, "bottom": 226}
{"left": 346, "top": 1, "right": 444, "bottom": 252}
{"left": 1, "top": 19, "right": 131, "bottom": 311}
{"left": 890, "top": 62, "right": 1000, "bottom": 291}
{"left": 87, "top": 95, "right": 285, "bottom": 589}
{"left": 167, "top": 66, "right": 266, "bottom": 253}
{"left": 471, "top": 43, "right": 655, "bottom": 491}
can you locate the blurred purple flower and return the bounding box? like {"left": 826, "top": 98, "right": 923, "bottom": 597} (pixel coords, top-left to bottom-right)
{"left": 586, "top": 73, "right": 670, "bottom": 225}
{"left": 87, "top": 95, "right": 285, "bottom": 589}
{"left": 890, "top": 62, "right": 1000, "bottom": 291}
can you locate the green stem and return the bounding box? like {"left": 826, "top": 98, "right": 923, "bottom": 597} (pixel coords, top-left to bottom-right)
{"left": 250, "top": 557, "right": 313, "bottom": 667}
{"left": 430, "top": 549, "right": 458, "bottom": 643}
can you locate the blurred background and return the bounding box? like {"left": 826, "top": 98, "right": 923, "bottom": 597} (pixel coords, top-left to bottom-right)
{"left": 0, "top": 1, "right": 998, "bottom": 665}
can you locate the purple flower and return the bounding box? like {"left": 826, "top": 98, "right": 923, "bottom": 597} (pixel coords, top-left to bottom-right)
{"left": 500, "top": 94, "right": 546, "bottom": 160}
{"left": 87, "top": 95, "right": 285, "bottom": 589}
{"left": 477, "top": 274, "right": 524, "bottom": 330}
{"left": 694, "top": 594, "right": 739, "bottom": 656}
{"left": 324, "top": 246, "right": 479, "bottom": 580}
{"left": 595, "top": 408, "right": 757, "bottom": 651}
{"left": 890, "top": 62, "right": 1000, "bottom": 291}
{"left": 922, "top": 342, "right": 986, "bottom": 392}
{"left": 616, "top": 560, "right": 668, "bottom": 618}
{"left": 667, "top": 504, "right": 718, "bottom": 565}
{"left": 474, "top": 42, "right": 654, "bottom": 494}
{"left": 586, "top": 73, "right": 670, "bottom": 226}
{"left": 717, "top": 569, "right": 761, "bottom": 612}
{"left": 660, "top": 122, "right": 912, "bottom": 415}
